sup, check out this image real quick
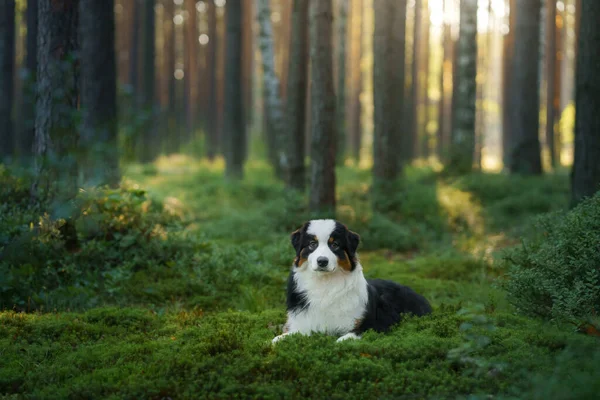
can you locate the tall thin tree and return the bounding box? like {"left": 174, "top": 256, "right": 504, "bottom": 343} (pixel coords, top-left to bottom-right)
{"left": 140, "top": 0, "right": 157, "bottom": 162}
{"left": 509, "top": 0, "right": 542, "bottom": 174}
{"left": 545, "top": 0, "right": 559, "bottom": 168}
{"left": 206, "top": 0, "right": 219, "bottom": 159}
{"left": 502, "top": 0, "right": 516, "bottom": 169}
{"left": 79, "top": 0, "right": 119, "bottom": 187}
{"left": 32, "top": 0, "right": 80, "bottom": 199}
{"left": 224, "top": 0, "right": 244, "bottom": 179}
{"left": 571, "top": 0, "right": 600, "bottom": 206}
{"left": 20, "top": 0, "right": 38, "bottom": 161}
{"left": 309, "top": 0, "right": 336, "bottom": 213}
{"left": 448, "top": 0, "right": 478, "bottom": 174}
{"left": 286, "top": 0, "right": 309, "bottom": 190}
{"left": 0, "top": 0, "right": 15, "bottom": 160}
{"left": 335, "top": 0, "right": 348, "bottom": 165}
{"left": 373, "top": 0, "right": 407, "bottom": 206}
{"left": 257, "top": 0, "right": 286, "bottom": 178}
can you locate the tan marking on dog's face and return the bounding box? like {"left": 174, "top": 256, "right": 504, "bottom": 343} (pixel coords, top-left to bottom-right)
{"left": 337, "top": 252, "right": 352, "bottom": 271}
{"left": 328, "top": 237, "right": 334, "bottom": 244}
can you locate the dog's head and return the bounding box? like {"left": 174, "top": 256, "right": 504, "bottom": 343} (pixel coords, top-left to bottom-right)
{"left": 290, "top": 219, "right": 360, "bottom": 273}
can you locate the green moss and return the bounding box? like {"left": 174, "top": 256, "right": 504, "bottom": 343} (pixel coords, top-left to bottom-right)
{"left": 1, "top": 160, "right": 597, "bottom": 398}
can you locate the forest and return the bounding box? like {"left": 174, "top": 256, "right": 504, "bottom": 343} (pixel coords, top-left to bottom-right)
{"left": 1, "top": 0, "right": 599, "bottom": 398}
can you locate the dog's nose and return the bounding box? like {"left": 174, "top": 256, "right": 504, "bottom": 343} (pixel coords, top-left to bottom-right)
{"left": 317, "top": 257, "right": 329, "bottom": 268}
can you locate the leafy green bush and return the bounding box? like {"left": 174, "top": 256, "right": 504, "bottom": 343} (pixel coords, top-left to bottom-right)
{"left": 500, "top": 192, "right": 600, "bottom": 321}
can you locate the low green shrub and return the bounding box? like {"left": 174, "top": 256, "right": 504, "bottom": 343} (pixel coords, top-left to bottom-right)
{"left": 500, "top": 192, "right": 600, "bottom": 321}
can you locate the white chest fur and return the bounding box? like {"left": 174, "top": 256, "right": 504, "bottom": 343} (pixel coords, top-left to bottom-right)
{"left": 287, "top": 264, "right": 369, "bottom": 335}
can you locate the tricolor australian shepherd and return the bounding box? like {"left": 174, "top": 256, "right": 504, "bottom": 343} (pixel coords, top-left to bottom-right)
{"left": 272, "top": 219, "right": 432, "bottom": 343}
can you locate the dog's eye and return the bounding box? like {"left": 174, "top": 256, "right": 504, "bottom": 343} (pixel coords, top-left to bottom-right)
{"left": 330, "top": 241, "right": 339, "bottom": 250}
{"left": 308, "top": 240, "right": 318, "bottom": 250}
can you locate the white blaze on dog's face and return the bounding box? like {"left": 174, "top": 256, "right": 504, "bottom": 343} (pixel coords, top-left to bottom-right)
{"left": 290, "top": 219, "right": 360, "bottom": 274}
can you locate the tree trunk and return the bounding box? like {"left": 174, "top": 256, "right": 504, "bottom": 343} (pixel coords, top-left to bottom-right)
{"left": 373, "top": 0, "right": 406, "bottom": 204}
{"left": 32, "top": 0, "right": 79, "bottom": 199}
{"left": 20, "top": 0, "right": 37, "bottom": 161}
{"left": 0, "top": 0, "right": 15, "bottom": 160}
{"left": 437, "top": 0, "right": 449, "bottom": 160}
{"left": 509, "top": 0, "right": 542, "bottom": 175}
{"left": 139, "top": 0, "right": 156, "bottom": 162}
{"left": 286, "top": 0, "right": 309, "bottom": 191}
{"left": 163, "top": 0, "right": 178, "bottom": 153}
{"left": 206, "top": 0, "right": 218, "bottom": 159}
{"left": 420, "top": 0, "right": 430, "bottom": 159}
{"left": 545, "top": 0, "right": 558, "bottom": 168}
{"left": 335, "top": 0, "right": 348, "bottom": 165}
{"left": 571, "top": 0, "right": 600, "bottom": 206}
{"left": 407, "top": 0, "right": 421, "bottom": 162}
{"left": 449, "top": 0, "right": 477, "bottom": 174}
{"left": 79, "top": 0, "right": 119, "bottom": 187}
{"left": 257, "top": 0, "right": 286, "bottom": 178}
{"left": 129, "top": 0, "right": 140, "bottom": 100}
{"left": 349, "top": 0, "right": 363, "bottom": 163}
{"left": 309, "top": 0, "right": 336, "bottom": 214}
{"left": 184, "top": 0, "right": 198, "bottom": 139}
{"left": 502, "top": 0, "right": 516, "bottom": 170}
{"left": 224, "top": 0, "right": 244, "bottom": 179}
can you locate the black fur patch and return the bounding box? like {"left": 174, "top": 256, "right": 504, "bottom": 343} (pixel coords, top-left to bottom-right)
{"left": 286, "top": 272, "right": 308, "bottom": 313}
{"left": 290, "top": 223, "right": 317, "bottom": 267}
{"left": 354, "top": 279, "right": 432, "bottom": 334}
{"left": 330, "top": 222, "right": 360, "bottom": 271}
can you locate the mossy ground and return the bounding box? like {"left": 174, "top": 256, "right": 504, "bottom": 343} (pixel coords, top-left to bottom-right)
{"left": 1, "top": 157, "right": 598, "bottom": 399}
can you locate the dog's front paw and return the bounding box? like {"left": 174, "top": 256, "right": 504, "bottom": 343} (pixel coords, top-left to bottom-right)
{"left": 336, "top": 332, "right": 360, "bottom": 342}
{"left": 271, "top": 332, "right": 291, "bottom": 344}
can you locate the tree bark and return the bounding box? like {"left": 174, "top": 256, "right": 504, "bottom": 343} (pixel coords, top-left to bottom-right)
{"left": 139, "top": 0, "right": 157, "bottom": 162}
{"left": 184, "top": 0, "right": 198, "bottom": 138}
{"left": 509, "top": 0, "right": 542, "bottom": 175}
{"left": 335, "top": 0, "right": 348, "bottom": 165}
{"left": 373, "top": 0, "right": 406, "bottom": 194}
{"left": 545, "top": 0, "right": 558, "bottom": 168}
{"left": 79, "top": 0, "right": 119, "bottom": 187}
{"left": 571, "top": 0, "right": 600, "bottom": 206}
{"left": 257, "top": 0, "right": 286, "bottom": 178}
{"left": 20, "top": 0, "right": 37, "bottom": 160}
{"left": 420, "top": 0, "right": 430, "bottom": 159}
{"left": 0, "top": 0, "right": 15, "bottom": 160}
{"left": 407, "top": 0, "right": 421, "bottom": 162}
{"left": 448, "top": 0, "right": 477, "bottom": 174}
{"left": 129, "top": 0, "right": 140, "bottom": 100}
{"left": 206, "top": 0, "right": 219, "bottom": 159}
{"left": 32, "top": 0, "right": 79, "bottom": 199}
{"left": 224, "top": 0, "right": 244, "bottom": 179}
{"left": 349, "top": 0, "right": 363, "bottom": 163}
{"left": 163, "top": 0, "right": 178, "bottom": 153}
{"left": 502, "top": 0, "right": 516, "bottom": 170}
{"left": 309, "top": 0, "right": 336, "bottom": 214}
{"left": 286, "top": 0, "right": 309, "bottom": 191}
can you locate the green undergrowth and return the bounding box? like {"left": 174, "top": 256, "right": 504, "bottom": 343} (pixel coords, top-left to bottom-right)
{"left": 3, "top": 158, "right": 598, "bottom": 399}
{"left": 1, "top": 306, "right": 598, "bottom": 399}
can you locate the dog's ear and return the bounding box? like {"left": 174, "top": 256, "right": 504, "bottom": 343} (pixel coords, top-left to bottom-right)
{"left": 347, "top": 230, "right": 360, "bottom": 255}
{"left": 290, "top": 229, "right": 302, "bottom": 252}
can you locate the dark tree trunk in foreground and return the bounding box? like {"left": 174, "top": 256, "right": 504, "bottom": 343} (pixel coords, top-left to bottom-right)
{"left": 79, "top": 0, "right": 119, "bottom": 187}
{"left": 140, "top": 0, "right": 156, "bottom": 162}
{"left": 448, "top": 0, "right": 477, "bottom": 174}
{"left": 206, "top": 0, "right": 219, "bottom": 160}
{"left": 32, "top": 0, "right": 79, "bottom": 199}
{"left": 0, "top": 0, "right": 15, "bottom": 160}
{"left": 407, "top": 0, "right": 422, "bottom": 162}
{"left": 20, "top": 0, "right": 38, "bottom": 160}
{"left": 571, "top": 0, "right": 600, "bottom": 206}
{"left": 509, "top": 0, "right": 542, "bottom": 175}
{"left": 309, "top": 0, "right": 336, "bottom": 214}
{"left": 224, "top": 0, "right": 245, "bottom": 179}
{"left": 349, "top": 0, "right": 363, "bottom": 163}
{"left": 373, "top": 0, "right": 406, "bottom": 204}
{"left": 285, "top": 0, "right": 309, "bottom": 191}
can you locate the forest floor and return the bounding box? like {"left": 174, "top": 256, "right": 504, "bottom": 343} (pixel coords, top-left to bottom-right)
{"left": 1, "top": 156, "right": 599, "bottom": 399}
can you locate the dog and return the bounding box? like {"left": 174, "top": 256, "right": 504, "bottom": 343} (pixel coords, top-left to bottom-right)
{"left": 272, "top": 219, "right": 432, "bottom": 344}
